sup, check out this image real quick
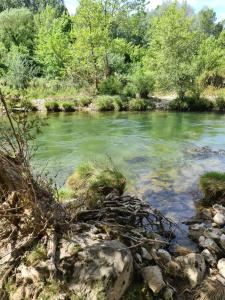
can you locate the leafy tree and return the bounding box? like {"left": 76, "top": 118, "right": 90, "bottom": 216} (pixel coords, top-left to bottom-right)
{"left": 35, "top": 6, "right": 70, "bottom": 77}
{"left": 197, "top": 8, "right": 223, "bottom": 38}
{"left": 0, "top": 0, "right": 66, "bottom": 14}
{"left": 0, "top": 8, "right": 35, "bottom": 52}
{"left": 144, "top": 2, "right": 198, "bottom": 99}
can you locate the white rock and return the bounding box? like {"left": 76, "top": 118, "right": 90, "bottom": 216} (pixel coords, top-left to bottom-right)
{"left": 157, "top": 249, "right": 172, "bottom": 263}
{"left": 201, "top": 249, "right": 217, "bottom": 267}
{"left": 141, "top": 265, "right": 166, "bottom": 294}
{"left": 218, "top": 258, "right": 225, "bottom": 278}
{"left": 220, "top": 234, "right": 225, "bottom": 251}
{"left": 204, "top": 228, "right": 222, "bottom": 240}
{"left": 213, "top": 212, "right": 225, "bottom": 226}
{"left": 176, "top": 253, "right": 206, "bottom": 287}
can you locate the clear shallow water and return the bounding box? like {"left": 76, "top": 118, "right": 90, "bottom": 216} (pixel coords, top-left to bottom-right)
{"left": 34, "top": 111, "right": 225, "bottom": 238}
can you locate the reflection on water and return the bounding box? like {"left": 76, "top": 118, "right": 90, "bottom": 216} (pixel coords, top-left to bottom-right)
{"left": 34, "top": 111, "right": 225, "bottom": 238}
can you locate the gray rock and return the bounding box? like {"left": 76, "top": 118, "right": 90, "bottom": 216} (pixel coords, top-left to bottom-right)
{"left": 176, "top": 253, "right": 206, "bottom": 287}
{"left": 141, "top": 247, "right": 153, "bottom": 261}
{"left": 218, "top": 258, "right": 225, "bottom": 278}
{"left": 201, "top": 249, "right": 217, "bottom": 267}
{"left": 204, "top": 228, "right": 223, "bottom": 240}
{"left": 199, "top": 236, "right": 221, "bottom": 254}
{"left": 157, "top": 249, "right": 172, "bottom": 263}
{"left": 69, "top": 240, "right": 133, "bottom": 300}
{"left": 163, "top": 287, "right": 174, "bottom": 300}
{"left": 189, "top": 223, "right": 206, "bottom": 241}
{"left": 220, "top": 234, "right": 225, "bottom": 251}
{"left": 141, "top": 265, "right": 166, "bottom": 294}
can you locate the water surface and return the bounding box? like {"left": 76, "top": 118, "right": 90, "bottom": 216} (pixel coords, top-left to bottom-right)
{"left": 34, "top": 111, "right": 225, "bottom": 240}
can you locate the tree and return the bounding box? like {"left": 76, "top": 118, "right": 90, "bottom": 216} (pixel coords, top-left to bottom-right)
{"left": 144, "top": 2, "right": 198, "bottom": 99}
{"left": 35, "top": 6, "right": 70, "bottom": 77}
{"left": 0, "top": 8, "right": 35, "bottom": 52}
{"left": 0, "top": 0, "right": 66, "bottom": 14}
{"left": 197, "top": 8, "right": 223, "bottom": 38}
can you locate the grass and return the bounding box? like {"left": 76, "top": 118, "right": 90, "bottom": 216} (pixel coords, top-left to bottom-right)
{"left": 128, "top": 98, "right": 148, "bottom": 111}
{"left": 58, "top": 187, "right": 75, "bottom": 201}
{"left": 199, "top": 172, "right": 225, "bottom": 205}
{"left": 67, "top": 161, "right": 126, "bottom": 209}
{"left": 169, "top": 96, "right": 214, "bottom": 112}
{"left": 45, "top": 101, "right": 60, "bottom": 112}
{"left": 215, "top": 97, "right": 225, "bottom": 111}
{"left": 94, "top": 95, "right": 124, "bottom": 111}
{"left": 62, "top": 101, "right": 75, "bottom": 112}
{"left": 76, "top": 95, "right": 92, "bottom": 107}
{"left": 26, "top": 244, "right": 47, "bottom": 266}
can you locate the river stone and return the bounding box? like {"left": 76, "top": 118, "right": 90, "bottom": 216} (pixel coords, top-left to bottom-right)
{"left": 157, "top": 249, "right": 171, "bottom": 263}
{"left": 204, "top": 228, "right": 223, "bottom": 240}
{"left": 220, "top": 234, "right": 225, "bottom": 250}
{"left": 201, "top": 249, "right": 217, "bottom": 267}
{"left": 213, "top": 212, "right": 225, "bottom": 226}
{"left": 68, "top": 240, "right": 133, "bottom": 300}
{"left": 141, "top": 247, "right": 153, "bottom": 261}
{"left": 199, "top": 236, "right": 221, "bottom": 254}
{"left": 176, "top": 253, "right": 206, "bottom": 287}
{"left": 218, "top": 259, "right": 225, "bottom": 278}
{"left": 141, "top": 265, "right": 166, "bottom": 294}
{"left": 188, "top": 223, "right": 206, "bottom": 241}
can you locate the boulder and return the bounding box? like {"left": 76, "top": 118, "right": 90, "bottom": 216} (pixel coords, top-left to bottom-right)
{"left": 141, "top": 247, "right": 153, "bottom": 261}
{"left": 218, "top": 259, "right": 225, "bottom": 278}
{"left": 67, "top": 240, "right": 133, "bottom": 300}
{"left": 141, "top": 265, "right": 166, "bottom": 294}
{"left": 176, "top": 253, "right": 206, "bottom": 287}
{"left": 220, "top": 234, "right": 225, "bottom": 251}
{"left": 188, "top": 223, "right": 206, "bottom": 241}
{"left": 213, "top": 213, "right": 225, "bottom": 226}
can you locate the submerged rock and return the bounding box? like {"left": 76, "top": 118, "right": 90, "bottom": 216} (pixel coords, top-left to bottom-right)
{"left": 141, "top": 265, "right": 166, "bottom": 294}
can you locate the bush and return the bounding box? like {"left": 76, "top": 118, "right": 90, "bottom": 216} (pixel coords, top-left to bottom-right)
{"left": 128, "top": 98, "right": 148, "bottom": 111}
{"left": 169, "top": 97, "right": 214, "bottom": 112}
{"left": 199, "top": 172, "right": 225, "bottom": 205}
{"left": 99, "top": 76, "right": 123, "bottom": 95}
{"left": 67, "top": 162, "right": 126, "bottom": 209}
{"left": 62, "top": 101, "right": 75, "bottom": 112}
{"left": 129, "top": 70, "right": 155, "bottom": 98}
{"left": 216, "top": 97, "right": 225, "bottom": 111}
{"left": 94, "top": 96, "right": 124, "bottom": 111}
{"left": 76, "top": 96, "right": 92, "bottom": 107}
{"left": 20, "top": 99, "right": 36, "bottom": 111}
{"left": 45, "top": 101, "right": 60, "bottom": 112}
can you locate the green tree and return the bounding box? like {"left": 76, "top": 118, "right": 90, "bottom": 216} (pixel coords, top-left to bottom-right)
{"left": 0, "top": 0, "right": 65, "bottom": 14}
{"left": 144, "top": 2, "right": 198, "bottom": 99}
{"left": 35, "top": 6, "right": 70, "bottom": 77}
{"left": 0, "top": 8, "right": 35, "bottom": 52}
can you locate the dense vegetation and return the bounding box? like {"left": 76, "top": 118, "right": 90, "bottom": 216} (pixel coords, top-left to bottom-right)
{"left": 0, "top": 0, "right": 224, "bottom": 108}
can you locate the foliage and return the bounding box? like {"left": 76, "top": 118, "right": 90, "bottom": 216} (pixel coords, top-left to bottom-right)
{"left": 128, "top": 98, "right": 148, "bottom": 111}
{"left": 62, "top": 101, "right": 75, "bottom": 112}
{"left": 26, "top": 244, "right": 47, "bottom": 265}
{"left": 35, "top": 6, "right": 71, "bottom": 77}
{"left": 58, "top": 187, "right": 75, "bottom": 201}
{"left": 216, "top": 97, "right": 225, "bottom": 111}
{"left": 169, "top": 97, "right": 214, "bottom": 112}
{"left": 94, "top": 96, "right": 124, "bottom": 111}
{"left": 45, "top": 100, "right": 60, "bottom": 112}
{"left": 67, "top": 162, "right": 126, "bottom": 209}
{"left": 76, "top": 96, "right": 92, "bottom": 107}
{"left": 199, "top": 172, "right": 225, "bottom": 204}
{"left": 99, "top": 76, "right": 123, "bottom": 95}
{"left": 144, "top": 2, "right": 198, "bottom": 99}
{"left": 129, "top": 68, "right": 155, "bottom": 98}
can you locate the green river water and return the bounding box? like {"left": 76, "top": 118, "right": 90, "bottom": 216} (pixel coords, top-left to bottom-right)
{"left": 33, "top": 111, "right": 225, "bottom": 244}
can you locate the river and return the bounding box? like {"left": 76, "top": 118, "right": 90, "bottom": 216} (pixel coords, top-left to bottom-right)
{"left": 34, "top": 111, "right": 225, "bottom": 244}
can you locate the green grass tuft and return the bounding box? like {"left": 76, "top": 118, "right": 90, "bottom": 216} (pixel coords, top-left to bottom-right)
{"left": 45, "top": 101, "right": 60, "bottom": 112}
{"left": 199, "top": 172, "right": 225, "bottom": 205}
{"left": 128, "top": 98, "right": 148, "bottom": 111}
{"left": 67, "top": 161, "right": 126, "bottom": 209}
{"left": 62, "top": 101, "right": 75, "bottom": 112}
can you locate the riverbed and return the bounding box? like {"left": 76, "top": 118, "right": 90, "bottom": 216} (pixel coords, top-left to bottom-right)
{"left": 34, "top": 111, "right": 225, "bottom": 243}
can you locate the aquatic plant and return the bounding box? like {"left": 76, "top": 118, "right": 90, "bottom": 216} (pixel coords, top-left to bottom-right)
{"left": 199, "top": 172, "right": 225, "bottom": 204}
{"left": 67, "top": 162, "right": 126, "bottom": 208}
